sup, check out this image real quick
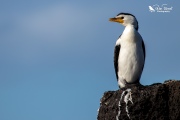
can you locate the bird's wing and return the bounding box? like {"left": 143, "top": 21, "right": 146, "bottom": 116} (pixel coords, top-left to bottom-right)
{"left": 142, "top": 40, "right": 146, "bottom": 70}
{"left": 114, "top": 44, "right": 120, "bottom": 80}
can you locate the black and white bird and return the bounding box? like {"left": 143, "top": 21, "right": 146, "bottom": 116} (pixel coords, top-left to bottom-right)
{"left": 109, "top": 13, "right": 146, "bottom": 88}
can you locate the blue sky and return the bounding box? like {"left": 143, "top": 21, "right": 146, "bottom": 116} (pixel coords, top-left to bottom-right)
{"left": 0, "top": 0, "right": 180, "bottom": 120}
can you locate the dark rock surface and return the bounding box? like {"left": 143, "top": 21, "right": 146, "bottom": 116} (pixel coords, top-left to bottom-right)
{"left": 97, "top": 80, "right": 180, "bottom": 120}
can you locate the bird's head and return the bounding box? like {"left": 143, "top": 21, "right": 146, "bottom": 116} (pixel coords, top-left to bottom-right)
{"left": 109, "top": 13, "right": 138, "bottom": 30}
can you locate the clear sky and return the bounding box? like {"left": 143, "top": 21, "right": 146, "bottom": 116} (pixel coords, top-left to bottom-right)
{"left": 0, "top": 0, "right": 180, "bottom": 120}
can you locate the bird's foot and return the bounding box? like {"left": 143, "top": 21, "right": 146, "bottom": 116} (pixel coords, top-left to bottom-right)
{"left": 120, "top": 82, "right": 143, "bottom": 90}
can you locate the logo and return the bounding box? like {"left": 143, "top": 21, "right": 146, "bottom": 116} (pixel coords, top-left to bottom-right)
{"left": 149, "top": 4, "right": 173, "bottom": 13}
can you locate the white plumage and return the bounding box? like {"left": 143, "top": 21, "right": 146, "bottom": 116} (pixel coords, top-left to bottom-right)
{"left": 109, "top": 13, "right": 145, "bottom": 88}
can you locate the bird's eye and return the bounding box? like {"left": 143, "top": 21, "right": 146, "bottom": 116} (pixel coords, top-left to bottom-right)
{"left": 120, "top": 17, "right": 124, "bottom": 19}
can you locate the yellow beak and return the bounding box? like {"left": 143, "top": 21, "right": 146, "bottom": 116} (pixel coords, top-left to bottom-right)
{"left": 109, "top": 18, "right": 124, "bottom": 23}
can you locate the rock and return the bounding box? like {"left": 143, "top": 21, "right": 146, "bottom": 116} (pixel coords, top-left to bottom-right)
{"left": 97, "top": 80, "right": 180, "bottom": 120}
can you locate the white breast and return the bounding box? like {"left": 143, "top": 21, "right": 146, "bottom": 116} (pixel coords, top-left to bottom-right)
{"left": 116, "top": 25, "right": 144, "bottom": 84}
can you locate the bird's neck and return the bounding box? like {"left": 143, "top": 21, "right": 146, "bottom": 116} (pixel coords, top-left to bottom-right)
{"left": 124, "top": 24, "right": 138, "bottom": 31}
{"left": 120, "top": 25, "right": 138, "bottom": 43}
{"left": 123, "top": 25, "right": 136, "bottom": 35}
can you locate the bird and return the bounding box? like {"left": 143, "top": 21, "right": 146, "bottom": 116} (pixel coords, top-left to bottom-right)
{"left": 149, "top": 6, "right": 155, "bottom": 12}
{"left": 109, "top": 13, "right": 146, "bottom": 88}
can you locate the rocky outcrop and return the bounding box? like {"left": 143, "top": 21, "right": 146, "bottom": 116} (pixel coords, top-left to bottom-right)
{"left": 97, "top": 80, "right": 180, "bottom": 120}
